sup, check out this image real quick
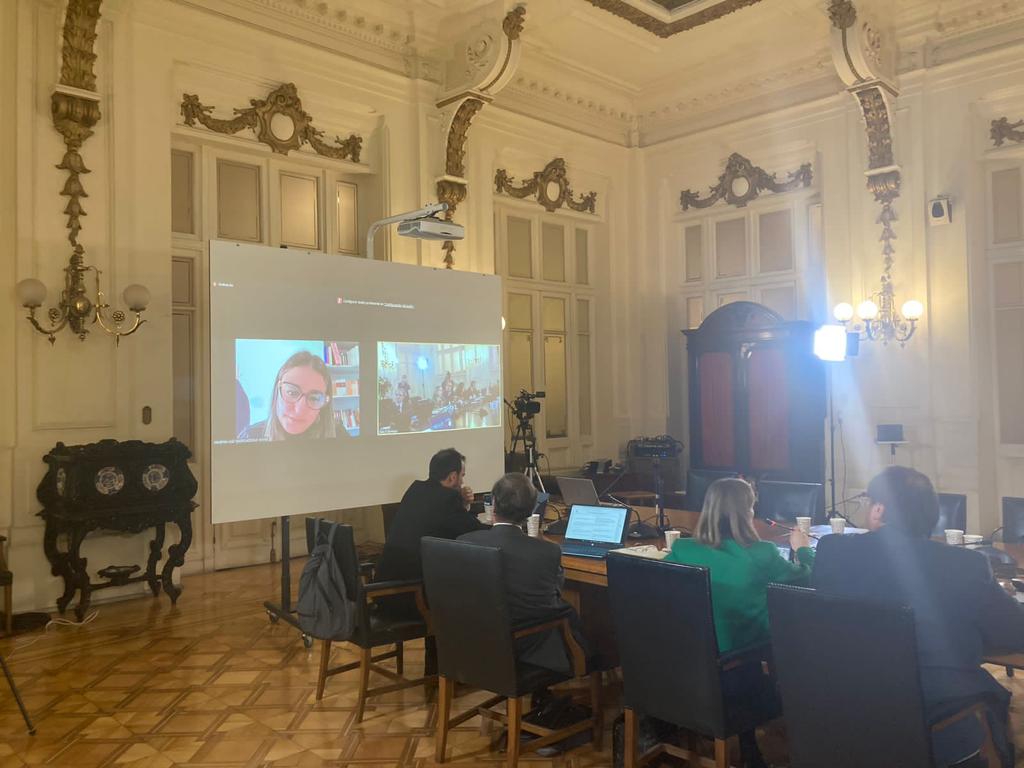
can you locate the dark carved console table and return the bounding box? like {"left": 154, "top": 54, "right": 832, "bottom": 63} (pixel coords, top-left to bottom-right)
{"left": 37, "top": 438, "right": 198, "bottom": 621}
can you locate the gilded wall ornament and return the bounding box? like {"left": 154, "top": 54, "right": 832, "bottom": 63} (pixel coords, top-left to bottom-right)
{"left": 52, "top": 0, "right": 104, "bottom": 249}
{"left": 856, "top": 86, "right": 895, "bottom": 170}
{"left": 494, "top": 158, "right": 597, "bottom": 214}
{"left": 991, "top": 117, "right": 1024, "bottom": 147}
{"left": 828, "top": 0, "right": 857, "bottom": 30}
{"left": 680, "top": 153, "right": 812, "bottom": 211}
{"left": 583, "top": 0, "right": 762, "bottom": 38}
{"left": 180, "top": 83, "right": 362, "bottom": 163}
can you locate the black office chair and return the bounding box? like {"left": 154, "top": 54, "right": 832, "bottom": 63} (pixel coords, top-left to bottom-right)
{"left": 606, "top": 553, "right": 778, "bottom": 768}
{"left": 1001, "top": 497, "right": 1024, "bottom": 544}
{"left": 422, "top": 537, "right": 601, "bottom": 767}
{"left": 755, "top": 480, "right": 824, "bottom": 525}
{"left": 304, "top": 519, "right": 434, "bottom": 722}
{"left": 932, "top": 493, "right": 968, "bottom": 538}
{"left": 685, "top": 469, "right": 739, "bottom": 513}
{"left": 766, "top": 584, "right": 996, "bottom": 768}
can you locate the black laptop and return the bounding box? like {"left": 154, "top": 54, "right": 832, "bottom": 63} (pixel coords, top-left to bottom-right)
{"left": 559, "top": 504, "right": 631, "bottom": 559}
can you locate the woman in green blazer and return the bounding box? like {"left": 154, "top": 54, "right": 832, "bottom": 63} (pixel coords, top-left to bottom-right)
{"left": 663, "top": 477, "right": 814, "bottom": 768}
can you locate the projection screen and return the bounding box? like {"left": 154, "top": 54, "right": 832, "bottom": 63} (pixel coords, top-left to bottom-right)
{"left": 209, "top": 240, "right": 504, "bottom": 524}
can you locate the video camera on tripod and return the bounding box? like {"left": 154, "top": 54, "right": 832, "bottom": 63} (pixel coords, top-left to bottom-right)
{"left": 505, "top": 389, "right": 546, "bottom": 491}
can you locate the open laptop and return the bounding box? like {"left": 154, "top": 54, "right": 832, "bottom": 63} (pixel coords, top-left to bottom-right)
{"left": 557, "top": 476, "right": 601, "bottom": 508}
{"left": 560, "top": 504, "right": 631, "bottom": 559}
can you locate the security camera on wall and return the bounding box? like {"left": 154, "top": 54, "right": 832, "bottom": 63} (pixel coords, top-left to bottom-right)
{"left": 929, "top": 197, "right": 952, "bottom": 226}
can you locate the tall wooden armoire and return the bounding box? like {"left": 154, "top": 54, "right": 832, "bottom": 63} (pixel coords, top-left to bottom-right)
{"left": 683, "top": 301, "right": 825, "bottom": 485}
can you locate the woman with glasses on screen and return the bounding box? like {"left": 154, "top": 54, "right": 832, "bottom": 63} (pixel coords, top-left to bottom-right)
{"left": 238, "top": 351, "right": 347, "bottom": 440}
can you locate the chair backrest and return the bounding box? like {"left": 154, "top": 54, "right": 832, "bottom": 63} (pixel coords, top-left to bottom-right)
{"left": 606, "top": 553, "right": 726, "bottom": 736}
{"left": 755, "top": 480, "right": 824, "bottom": 524}
{"left": 304, "top": 518, "right": 363, "bottom": 603}
{"left": 1002, "top": 497, "right": 1024, "bottom": 544}
{"left": 766, "top": 585, "right": 933, "bottom": 768}
{"left": 686, "top": 469, "right": 739, "bottom": 512}
{"left": 421, "top": 537, "right": 519, "bottom": 697}
{"left": 933, "top": 492, "right": 967, "bottom": 537}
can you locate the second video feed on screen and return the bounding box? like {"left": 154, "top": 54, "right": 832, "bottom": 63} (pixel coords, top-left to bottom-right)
{"left": 234, "top": 338, "right": 360, "bottom": 442}
{"left": 377, "top": 342, "right": 501, "bottom": 435}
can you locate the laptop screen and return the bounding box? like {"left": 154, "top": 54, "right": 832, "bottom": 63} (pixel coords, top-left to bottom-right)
{"left": 565, "top": 505, "right": 629, "bottom": 544}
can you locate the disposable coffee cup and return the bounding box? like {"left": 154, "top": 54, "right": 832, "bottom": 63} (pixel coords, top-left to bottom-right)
{"left": 527, "top": 514, "right": 540, "bottom": 537}
{"left": 963, "top": 534, "right": 984, "bottom": 545}
{"left": 830, "top": 518, "right": 846, "bottom": 535}
{"left": 664, "top": 530, "right": 681, "bottom": 550}
{"left": 796, "top": 517, "right": 812, "bottom": 535}
{"left": 944, "top": 529, "right": 965, "bottom": 546}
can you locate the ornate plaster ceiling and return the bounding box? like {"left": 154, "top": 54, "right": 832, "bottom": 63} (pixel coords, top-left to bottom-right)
{"left": 580, "top": 0, "right": 765, "bottom": 38}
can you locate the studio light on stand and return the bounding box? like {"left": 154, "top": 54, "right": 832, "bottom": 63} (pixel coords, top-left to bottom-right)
{"left": 814, "top": 324, "right": 849, "bottom": 520}
{"left": 365, "top": 202, "right": 465, "bottom": 259}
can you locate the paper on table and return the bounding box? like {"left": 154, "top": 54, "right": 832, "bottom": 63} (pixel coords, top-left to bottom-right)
{"left": 611, "top": 545, "right": 668, "bottom": 560}
{"left": 810, "top": 525, "right": 868, "bottom": 536}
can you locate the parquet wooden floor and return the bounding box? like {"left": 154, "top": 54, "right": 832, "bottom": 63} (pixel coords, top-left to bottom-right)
{"left": 0, "top": 560, "right": 1022, "bottom": 766}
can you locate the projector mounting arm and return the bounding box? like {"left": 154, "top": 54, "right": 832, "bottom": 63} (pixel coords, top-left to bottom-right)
{"left": 366, "top": 202, "right": 448, "bottom": 259}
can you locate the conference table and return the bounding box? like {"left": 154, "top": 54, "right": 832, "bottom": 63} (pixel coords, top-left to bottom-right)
{"left": 543, "top": 505, "right": 1024, "bottom": 668}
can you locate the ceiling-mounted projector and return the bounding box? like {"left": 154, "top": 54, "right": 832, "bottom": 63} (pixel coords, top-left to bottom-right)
{"left": 396, "top": 217, "right": 465, "bottom": 241}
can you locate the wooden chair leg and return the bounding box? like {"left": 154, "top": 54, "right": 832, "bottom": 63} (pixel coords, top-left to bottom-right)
{"left": 714, "top": 738, "right": 729, "bottom": 768}
{"left": 507, "top": 696, "right": 522, "bottom": 768}
{"left": 435, "top": 674, "right": 453, "bottom": 763}
{"left": 354, "top": 647, "right": 372, "bottom": 723}
{"left": 315, "top": 639, "right": 332, "bottom": 701}
{"left": 395, "top": 641, "right": 404, "bottom": 676}
{"left": 624, "top": 707, "right": 638, "bottom": 768}
{"left": 589, "top": 671, "right": 603, "bottom": 749}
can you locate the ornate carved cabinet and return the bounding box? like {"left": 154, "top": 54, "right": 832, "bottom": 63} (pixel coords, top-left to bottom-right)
{"left": 683, "top": 302, "right": 825, "bottom": 485}
{"left": 37, "top": 438, "right": 197, "bottom": 620}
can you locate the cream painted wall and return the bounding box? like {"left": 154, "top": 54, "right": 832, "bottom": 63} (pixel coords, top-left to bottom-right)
{"left": 646, "top": 41, "right": 1024, "bottom": 535}
{"left": 5, "top": 0, "right": 641, "bottom": 613}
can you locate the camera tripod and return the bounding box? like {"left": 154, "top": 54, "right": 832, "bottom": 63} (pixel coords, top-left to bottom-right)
{"left": 507, "top": 405, "right": 545, "bottom": 493}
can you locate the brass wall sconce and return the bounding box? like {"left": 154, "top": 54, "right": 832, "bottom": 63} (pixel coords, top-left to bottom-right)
{"left": 16, "top": 245, "right": 149, "bottom": 345}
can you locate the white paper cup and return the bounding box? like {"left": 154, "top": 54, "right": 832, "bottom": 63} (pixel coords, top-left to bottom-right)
{"left": 944, "top": 529, "right": 965, "bottom": 546}
{"left": 830, "top": 518, "right": 846, "bottom": 535}
{"left": 796, "top": 517, "right": 812, "bottom": 535}
{"left": 527, "top": 514, "right": 540, "bottom": 537}
{"left": 963, "top": 534, "right": 984, "bottom": 545}
{"left": 664, "top": 530, "right": 681, "bottom": 550}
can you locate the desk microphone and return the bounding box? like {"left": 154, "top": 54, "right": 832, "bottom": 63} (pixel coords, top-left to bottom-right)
{"left": 766, "top": 519, "right": 820, "bottom": 540}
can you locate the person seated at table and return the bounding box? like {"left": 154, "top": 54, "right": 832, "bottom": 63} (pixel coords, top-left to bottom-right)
{"left": 459, "top": 472, "right": 585, "bottom": 675}
{"left": 814, "top": 466, "right": 1024, "bottom": 768}
{"left": 377, "top": 448, "right": 487, "bottom": 617}
{"left": 663, "top": 477, "right": 813, "bottom": 768}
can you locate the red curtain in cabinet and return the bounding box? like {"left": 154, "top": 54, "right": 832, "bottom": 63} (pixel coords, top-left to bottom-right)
{"left": 747, "top": 347, "right": 789, "bottom": 471}
{"left": 698, "top": 352, "right": 735, "bottom": 466}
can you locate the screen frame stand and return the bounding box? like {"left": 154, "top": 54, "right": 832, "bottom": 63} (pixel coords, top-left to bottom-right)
{"left": 263, "top": 515, "right": 314, "bottom": 648}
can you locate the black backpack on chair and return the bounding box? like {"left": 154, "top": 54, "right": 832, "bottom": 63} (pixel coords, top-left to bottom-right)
{"left": 296, "top": 519, "right": 357, "bottom": 641}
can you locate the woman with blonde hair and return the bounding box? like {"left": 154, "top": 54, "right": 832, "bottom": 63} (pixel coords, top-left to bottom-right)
{"left": 663, "top": 477, "right": 814, "bottom": 767}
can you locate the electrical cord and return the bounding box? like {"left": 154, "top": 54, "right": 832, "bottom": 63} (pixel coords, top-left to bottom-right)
{"left": 7, "top": 610, "right": 100, "bottom": 660}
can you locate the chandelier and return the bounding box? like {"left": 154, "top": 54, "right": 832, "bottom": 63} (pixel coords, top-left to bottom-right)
{"left": 16, "top": 245, "right": 149, "bottom": 345}
{"left": 832, "top": 176, "right": 922, "bottom": 346}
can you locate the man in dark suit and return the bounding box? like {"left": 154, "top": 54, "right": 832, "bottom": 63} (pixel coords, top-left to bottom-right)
{"left": 377, "top": 448, "right": 487, "bottom": 586}
{"left": 459, "top": 472, "right": 582, "bottom": 675}
{"left": 814, "top": 466, "right": 1024, "bottom": 767}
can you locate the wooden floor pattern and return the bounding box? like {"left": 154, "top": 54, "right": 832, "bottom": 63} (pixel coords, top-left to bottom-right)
{"left": 0, "top": 559, "right": 1023, "bottom": 766}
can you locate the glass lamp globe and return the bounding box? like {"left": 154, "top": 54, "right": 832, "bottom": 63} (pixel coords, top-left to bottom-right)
{"left": 122, "top": 284, "right": 151, "bottom": 312}
{"left": 833, "top": 302, "right": 855, "bottom": 323}
{"left": 857, "top": 300, "right": 880, "bottom": 321}
{"left": 16, "top": 278, "right": 47, "bottom": 308}
{"left": 901, "top": 299, "right": 924, "bottom": 321}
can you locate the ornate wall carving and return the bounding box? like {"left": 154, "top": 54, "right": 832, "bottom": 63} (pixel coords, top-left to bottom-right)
{"left": 680, "top": 153, "right": 812, "bottom": 211}
{"left": 494, "top": 158, "right": 597, "bottom": 214}
{"left": 53, "top": 0, "right": 104, "bottom": 250}
{"left": 434, "top": 6, "right": 525, "bottom": 268}
{"left": 180, "top": 82, "right": 362, "bottom": 163}
{"left": 992, "top": 117, "right": 1024, "bottom": 147}
{"left": 855, "top": 86, "right": 896, "bottom": 170}
{"left": 583, "top": 0, "right": 764, "bottom": 38}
